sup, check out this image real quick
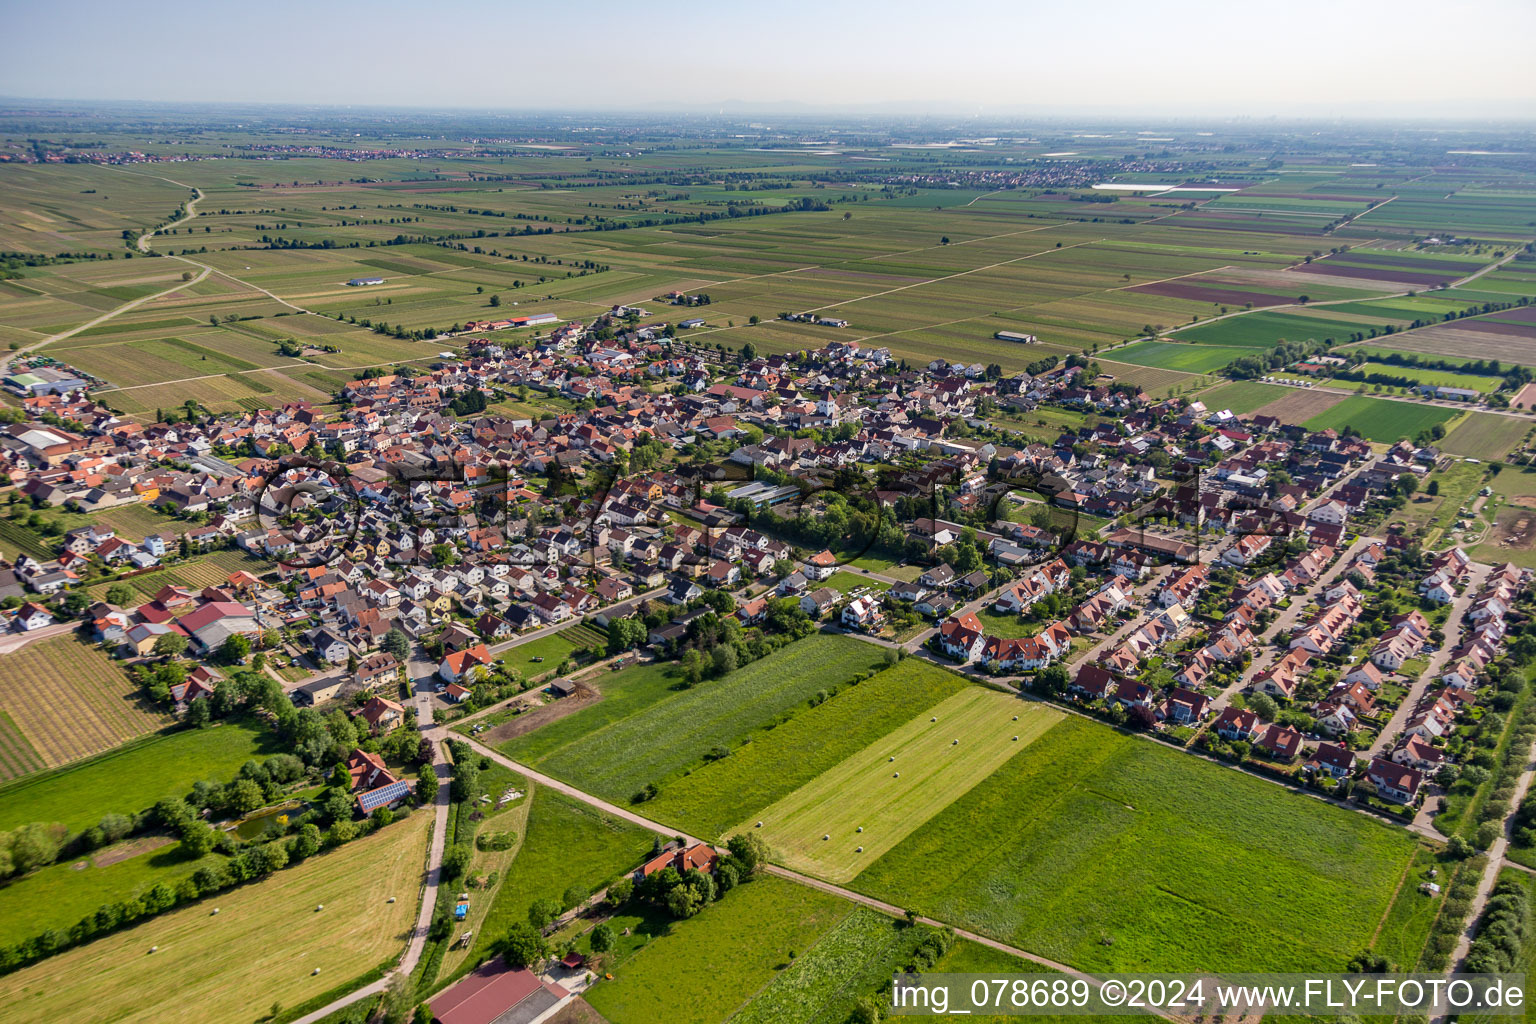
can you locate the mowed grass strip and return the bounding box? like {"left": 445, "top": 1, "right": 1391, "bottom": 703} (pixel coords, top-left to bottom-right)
{"left": 851, "top": 717, "right": 1417, "bottom": 974}
{"left": 745, "top": 691, "right": 1060, "bottom": 883}
{"left": 533, "top": 635, "right": 883, "bottom": 802}
{"left": 642, "top": 658, "right": 968, "bottom": 840}
{"left": 0, "top": 811, "right": 431, "bottom": 1024}
{"left": 584, "top": 874, "right": 852, "bottom": 1024}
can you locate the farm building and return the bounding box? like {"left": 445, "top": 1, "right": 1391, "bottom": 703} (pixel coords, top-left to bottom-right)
{"left": 346, "top": 276, "right": 385, "bottom": 287}
{"left": 994, "top": 330, "right": 1039, "bottom": 343}
{"left": 4, "top": 366, "right": 90, "bottom": 395}
{"left": 679, "top": 318, "right": 707, "bottom": 329}
{"left": 1418, "top": 385, "right": 1480, "bottom": 401}
{"left": 430, "top": 959, "right": 571, "bottom": 1024}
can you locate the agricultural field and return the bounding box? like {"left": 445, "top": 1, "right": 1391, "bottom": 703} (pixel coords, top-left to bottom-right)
{"left": 584, "top": 874, "right": 852, "bottom": 1024}
{"left": 1343, "top": 360, "right": 1507, "bottom": 393}
{"left": 1171, "top": 309, "right": 1385, "bottom": 347}
{"left": 850, "top": 716, "right": 1418, "bottom": 973}
{"left": 0, "top": 717, "right": 278, "bottom": 836}
{"left": 1103, "top": 340, "right": 1247, "bottom": 374}
{"left": 641, "top": 658, "right": 967, "bottom": 838}
{"left": 1440, "top": 413, "right": 1532, "bottom": 461}
{"left": 0, "top": 636, "right": 173, "bottom": 774}
{"left": 1300, "top": 394, "right": 1459, "bottom": 442}
{"left": 515, "top": 635, "right": 884, "bottom": 804}
{"left": 1198, "top": 380, "right": 1291, "bottom": 415}
{"left": 83, "top": 556, "right": 243, "bottom": 601}
{"left": 1249, "top": 387, "right": 1348, "bottom": 425}
{"left": 0, "top": 810, "right": 432, "bottom": 1024}
{"left": 747, "top": 691, "right": 1060, "bottom": 883}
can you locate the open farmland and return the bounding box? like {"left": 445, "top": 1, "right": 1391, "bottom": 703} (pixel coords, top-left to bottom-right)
{"left": 1171, "top": 309, "right": 1385, "bottom": 347}
{"left": 519, "top": 635, "right": 884, "bottom": 804}
{"left": 0, "top": 810, "right": 431, "bottom": 1024}
{"left": 1353, "top": 318, "right": 1536, "bottom": 368}
{"left": 1104, "top": 340, "right": 1246, "bottom": 373}
{"left": 1199, "top": 380, "right": 1291, "bottom": 414}
{"left": 850, "top": 716, "right": 1418, "bottom": 973}
{"left": 0, "top": 636, "right": 172, "bottom": 771}
{"left": 1346, "top": 361, "right": 1505, "bottom": 393}
{"left": 520, "top": 635, "right": 884, "bottom": 803}
{"left": 641, "top": 657, "right": 967, "bottom": 839}
{"left": 1440, "top": 413, "right": 1532, "bottom": 461}
{"left": 1250, "top": 387, "right": 1348, "bottom": 424}
{"left": 745, "top": 690, "right": 1060, "bottom": 883}
{"left": 1300, "top": 394, "right": 1459, "bottom": 442}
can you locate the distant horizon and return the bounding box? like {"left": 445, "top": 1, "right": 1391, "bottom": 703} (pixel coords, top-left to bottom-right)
{"left": 2, "top": 95, "right": 1535, "bottom": 128}
{"left": 5, "top": 0, "right": 1533, "bottom": 119}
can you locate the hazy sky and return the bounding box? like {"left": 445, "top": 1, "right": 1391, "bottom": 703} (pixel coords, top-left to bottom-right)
{"left": 5, "top": 0, "right": 1535, "bottom": 116}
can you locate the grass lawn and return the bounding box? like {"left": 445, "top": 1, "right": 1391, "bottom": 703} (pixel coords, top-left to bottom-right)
{"left": 1301, "top": 395, "right": 1459, "bottom": 443}
{"left": 496, "top": 630, "right": 580, "bottom": 679}
{"left": 749, "top": 692, "right": 1059, "bottom": 883}
{"left": 846, "top": 553, "right": 898, "bottom": 573}
{"left": 524, "top": 635, "right": 884, "bottom": 803}
{"left": 851, "top": 716, "right": 1418, "bottom": 973}
{"left": 973, "top": 607, "right": 1039, "bottom": 639}
{"left": 0, "top": 718, "right": 279, "bottom": 837}
{"left": 464, "top": 787, "right": 656, "bottom": 972}
{"left": 584, "top": 874, "right": 852, "bottom": 1024}
{"left": 1198, "top": 380, "right": 1292, "bottom": 415}
{"left": 821, "top": 570, "right": 890, "bottom": 595}
{"left": 0, "top": 837, "right": 224, "bottom": 946}
{"left": 0, "top": 810, "right": 431, "bottom": 1024}
{"left": 641, "top": 658, "right": 967, "bottom": 839}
